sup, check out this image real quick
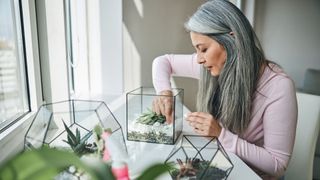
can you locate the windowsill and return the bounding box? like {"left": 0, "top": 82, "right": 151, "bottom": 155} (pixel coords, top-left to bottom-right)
{"left": 0, "top": 111, "right": 36, "bottom": 165}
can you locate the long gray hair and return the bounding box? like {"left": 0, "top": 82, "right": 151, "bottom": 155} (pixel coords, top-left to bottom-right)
{"left": 185, "top": 0, "right": 266, "bottom": 134}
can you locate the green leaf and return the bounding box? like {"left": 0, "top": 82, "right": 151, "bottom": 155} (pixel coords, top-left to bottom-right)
{"left": 63, "top": 121, "right": 78, "bottom": 146}
{"left": 80, "top": 131, "right": 93, "bottom": 145}
{"left": 137, "top": 163, "right": 172, "bottom": 180}
{"left": 76, "top": 128, "right": 81, "bottom": 142}
{"left": 0, "top": 147, "right": 114, "bottom": 180}
{"left": 94, "top": 125, "right": 103, "bottom": 137}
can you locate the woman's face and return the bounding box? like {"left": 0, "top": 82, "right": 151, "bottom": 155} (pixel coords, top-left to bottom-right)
{"left": 190, "top": 32, "right": 226, "bottom": 76}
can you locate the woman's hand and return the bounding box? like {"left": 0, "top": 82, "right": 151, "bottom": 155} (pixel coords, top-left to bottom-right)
{"left": 152, "top": 90, "right": 173, "bottom": 124}
{"left": 186, "top": 112, "right": 222, "bottom": 137}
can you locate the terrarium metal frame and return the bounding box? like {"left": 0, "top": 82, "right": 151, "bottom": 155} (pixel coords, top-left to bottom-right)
{"left": 24, "top": 99, "right": 125, "bottom": 148}
{"left": 165, "top": 135, "right": 234, "bottom": 180}
{"left": 126, "top": 87, "right": 184, "bottom": 145}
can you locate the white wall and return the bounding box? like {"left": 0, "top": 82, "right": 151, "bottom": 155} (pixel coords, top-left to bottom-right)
{"left": 254, "top": 2, "right": 320, "bottom": 178}
{"left": 123, "top": 0, "right": 205, "bottom": 111}
{"left": 254, "top": 0, "right": 320, "bottom": 89}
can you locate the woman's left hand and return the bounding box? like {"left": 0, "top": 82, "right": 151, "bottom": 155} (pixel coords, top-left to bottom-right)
{"left": 186, "top": 112, "right": 222, "bottom": 137}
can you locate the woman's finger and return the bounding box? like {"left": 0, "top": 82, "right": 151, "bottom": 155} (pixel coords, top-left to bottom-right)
{"left": 193, "top": 126, "right": 206, "bottom": 135}
{"left": 188, "top": 112, "right": 212, "bottom": 119}
{"left": 152, "top": 98, "right": 161, "bottom": 115}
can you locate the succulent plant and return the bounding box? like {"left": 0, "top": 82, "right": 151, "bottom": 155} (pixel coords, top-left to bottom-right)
{"left": 62, "top": 121, "right": 96, "bottom": 156}
{"left": 136, "top": 108, "right": 166, "bottom": 125}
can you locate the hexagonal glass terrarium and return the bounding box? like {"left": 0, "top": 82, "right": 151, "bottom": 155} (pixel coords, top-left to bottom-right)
{"left": 24, "top": 99, "right": 126, "bottom": 152}
{"left": 126, "top": 87, "right": 184, "bottom": 144}
{"left": 165, "top": 135, "right": 233, "bottom": 180}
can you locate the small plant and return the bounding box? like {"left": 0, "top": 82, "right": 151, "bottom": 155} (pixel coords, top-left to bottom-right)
{"left": 170, "top": 158, "right": 227, "bottom": 180}
{"left": 62, "top": 121, "right": 96, "bottom": 156}
{"left": 93, "top": 125, "right": 113, "bottom": 158}
{"left": 136, "top": 108, "right": 166, "bottom": 125}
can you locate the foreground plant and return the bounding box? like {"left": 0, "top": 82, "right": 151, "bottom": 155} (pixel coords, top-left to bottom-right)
{"left": 0, "top": 147, "right": 172, "bottom": 180}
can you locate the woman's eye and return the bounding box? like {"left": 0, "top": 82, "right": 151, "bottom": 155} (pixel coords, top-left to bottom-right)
{"left": 201, "top": 48, "right": 207, "bottom": 53}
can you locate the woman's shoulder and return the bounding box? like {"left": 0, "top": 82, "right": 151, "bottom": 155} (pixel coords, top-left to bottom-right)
{"left": 257, "top": 63, "right": 295, "bottom": 96}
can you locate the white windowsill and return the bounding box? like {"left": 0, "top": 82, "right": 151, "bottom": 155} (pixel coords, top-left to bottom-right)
{"left": 0, "top": 112, "right": 36, "bottom": 164}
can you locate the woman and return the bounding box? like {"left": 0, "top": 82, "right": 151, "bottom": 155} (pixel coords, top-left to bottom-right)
{"left": 152, "top": 0, "right": 297, "bottom": 179}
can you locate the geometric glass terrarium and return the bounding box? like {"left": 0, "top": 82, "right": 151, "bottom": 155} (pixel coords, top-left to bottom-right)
{"left": 126, "top": 87, "right": 183, "bottom": 144}
{"left": 24, "top": 99, "right": 126, "bottom": 152}
{"left": 164, "top": 135, "right": 233, "bottom": 180}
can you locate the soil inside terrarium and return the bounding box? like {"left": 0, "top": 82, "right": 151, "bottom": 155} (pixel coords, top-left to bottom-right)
{"left": 127, "top": 131, "right": 173, "bottom": 144}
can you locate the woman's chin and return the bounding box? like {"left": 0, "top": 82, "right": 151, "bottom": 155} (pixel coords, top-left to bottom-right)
{"left": 210, "top": 70, "right": 220, "bottom": 77}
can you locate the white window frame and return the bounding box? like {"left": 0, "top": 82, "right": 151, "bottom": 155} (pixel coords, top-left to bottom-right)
{"left": 68, "top": 0, "right": 124, "bottom": 102}
{"left": 0, "top": 0, "right": 42, "bottom": 163}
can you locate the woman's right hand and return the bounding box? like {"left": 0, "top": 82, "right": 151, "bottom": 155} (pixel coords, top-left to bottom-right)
{"left": 152, "top": 90, "right": 173, "bottom": 124}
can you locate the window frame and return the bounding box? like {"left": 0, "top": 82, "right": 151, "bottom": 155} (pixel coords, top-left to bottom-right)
{"left": 0, "top": 0, "right": 43, "bottom": 163}
{"left": 0, "top": 0, "right": 30, "bottom": 132}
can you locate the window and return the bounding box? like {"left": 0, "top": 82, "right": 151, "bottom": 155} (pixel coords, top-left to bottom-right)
{"left": 65, "top": 0, "right": 123, "bottom": 103}
{"left": 0, "top": 0, "right": 29, "bottom": 132}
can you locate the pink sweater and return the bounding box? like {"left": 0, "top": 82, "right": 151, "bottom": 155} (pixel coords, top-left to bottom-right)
{"left": 152, "top": 54, "right": 298, "bottom": 179}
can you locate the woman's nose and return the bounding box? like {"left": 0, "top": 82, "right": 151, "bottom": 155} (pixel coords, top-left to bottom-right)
{"left": 197, "top": 55, "right": 205, "bottom": 64}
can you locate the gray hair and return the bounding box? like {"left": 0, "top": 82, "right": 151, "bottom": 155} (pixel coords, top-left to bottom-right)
{"left": 185, "top": 0, "right": 266, "bottom": 134}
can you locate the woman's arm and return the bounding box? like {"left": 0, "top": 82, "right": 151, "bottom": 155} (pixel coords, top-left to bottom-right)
{"left": 218, "top": 77, "right": 298, "bottom": 177}
{"left": 152, "top": 54, "right": 200, "bottom": 94}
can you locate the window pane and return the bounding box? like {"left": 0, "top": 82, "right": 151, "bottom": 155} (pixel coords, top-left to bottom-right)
{"left": 0, "top": 0, "right": 29, "bottom": 131}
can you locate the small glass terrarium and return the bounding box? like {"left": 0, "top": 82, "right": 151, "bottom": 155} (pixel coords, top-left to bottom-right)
{"left": 25, "top": 99, "right": 125, "bottom": 150}
{"left": 126, "top": 87, "right": 184, "bottom": 144}
{"left": 24, "top": 100, "right": 126, "bottom": 179}
{"left": 165, "top": 135, "right": 233, "bottom": 180}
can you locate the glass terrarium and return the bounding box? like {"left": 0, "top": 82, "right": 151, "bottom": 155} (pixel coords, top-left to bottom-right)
{"left": 25, "top": 99, "right": 125, "bottom": 150}
{"left": 24, "top": 99, "right": 126, "bottom": 179}
{"left": 165, "top": 135, "right": 234, "bottom": 180}
{"left": 126, "top": 87, "right": 184, "bottom": 144}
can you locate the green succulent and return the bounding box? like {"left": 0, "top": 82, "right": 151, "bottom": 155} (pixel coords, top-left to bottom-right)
{"left": 62, "top": 121, "right": 96, "bottom": 156}
{"left": 136, "top": 108, "right": 166, "bottom": 125}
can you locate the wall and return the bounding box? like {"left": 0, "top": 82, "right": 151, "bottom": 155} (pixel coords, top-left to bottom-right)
{"left": 254, "top": 0, "right": 320, "bottom": 89}
{"left": 255, "top": 1, "right": 320, "bottom": 178}
{"left": 123, "top": 0, "right": 205, "bottom": 111}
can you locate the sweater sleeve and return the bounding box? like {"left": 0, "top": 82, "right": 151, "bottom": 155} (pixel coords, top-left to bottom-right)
{"left": 152, "top": 54, "right": 200, "bottom": 93}
{"left": 218, "top": 76, "right": 298, "bottom": 177}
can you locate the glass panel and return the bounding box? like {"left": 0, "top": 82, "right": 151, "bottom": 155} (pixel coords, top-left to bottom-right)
{"left": 0, "top": 0, "right": 29, "bottom": 131}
